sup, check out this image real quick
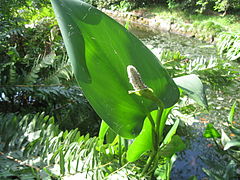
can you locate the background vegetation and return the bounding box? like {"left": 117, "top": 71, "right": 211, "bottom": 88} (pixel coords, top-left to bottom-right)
{"left": 0, "top": 0, "right": 239, "bottom": 179}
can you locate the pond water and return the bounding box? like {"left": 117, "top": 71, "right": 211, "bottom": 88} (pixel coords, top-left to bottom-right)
{"left": 127, "top": 24, "right": 240, "bottom": 179}
{"left": 130, "top": 26, "right": 218, "bottom": 60}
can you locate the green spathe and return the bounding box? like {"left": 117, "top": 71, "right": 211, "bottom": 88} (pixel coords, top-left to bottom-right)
{"left": 50, "top": 0, "right": 179, "bottom": 138}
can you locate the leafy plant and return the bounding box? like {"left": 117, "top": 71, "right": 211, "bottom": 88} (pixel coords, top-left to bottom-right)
{"left": 0, "top": 113, "right": 125, "bottom": 179}
{"left": 50, "top": 1, "right": 210, "bottom": 178}
{"left": 51, "top": 0, "right": 180, "bottom": 139}
{"left": 203, "top": 101, "right": 240, "bottom": 179}
{"left": 217, "top": 32, "right": 240, "bottom": 61}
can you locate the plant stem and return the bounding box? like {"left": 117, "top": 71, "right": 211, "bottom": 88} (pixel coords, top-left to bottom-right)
{"left": 141, "top": 150, "right": 157, "bottom": 175}
{"left": 155, "top": 107, "right": 164, "bottom": 145}
{"left": 118, "top": 135, "right": 122, "bottom": 166}
{"left": 147, "top": 113, "right": 158, "bottom": 150}
{"left": 142, "top": 110, "right": 165, "bottom": 175}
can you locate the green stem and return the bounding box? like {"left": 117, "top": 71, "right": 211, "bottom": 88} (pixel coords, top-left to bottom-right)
{"left": 155, "top": 107, "right": 164, "bottom": 145}
{"left": 147, "top": 113, "right": 158, "bottom": 150}
{"left": 141, "top": 150, "right": 157, "bottom": 175}
{"left": 141, "top": 114, "right": 158, "bottom": 175}
{"left": 118, "top": 135, "right": 122, "bottom": 166}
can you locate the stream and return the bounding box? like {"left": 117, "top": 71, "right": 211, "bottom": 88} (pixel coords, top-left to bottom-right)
{"left": 127, "top": 24, "right": 240, "bottom": 179}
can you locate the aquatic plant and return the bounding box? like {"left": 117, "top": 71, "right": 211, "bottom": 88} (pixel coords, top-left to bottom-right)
{"left": 203, "top": 101, "right": 240, "bottom": 179}
{"left": 50, "top": 0, "right": 207, "bottom": 178}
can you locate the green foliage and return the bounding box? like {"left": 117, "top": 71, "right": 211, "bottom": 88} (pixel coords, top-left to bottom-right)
{"left": 110, "top": 0, "right": 135, "bottom": 11}
{"left": 203, "top": 123, "right": 221, "bottom": 138}
{"left": 83, "top": 0, "right": 240, "bottom": 15}
{"left": 203, "top": 160, "right": 238, "bottom": 180}
{"left": 154, "top": 155, "right": 177, "bottom": 180}
{"left": 0, "top": 8, "right": 101, "bottom": 135}
{"left": 1, "top": 0, "right": 238, "bottom": 179}
{"left": 0, "top": 113, "right": 118, "bottom": 179}
{"left": 160, "top": 49, "right": 238, "bottom": 89}
{"left": 202, "top": 102, "right": 240, "bottom": 179}
{"left": 173, "top": 74, "right": 208, "bottom": 109}
{"left": 51, "top": 0, "right": 179, "bottom": 138}
{"left": 83, "top": 0, "right": 121, "bottom": 8}
{"left": 217, "top": 32, "right": 240, "bottom": 61}
{"left": 126, "top": 108, "right": 173, "bottom": 162}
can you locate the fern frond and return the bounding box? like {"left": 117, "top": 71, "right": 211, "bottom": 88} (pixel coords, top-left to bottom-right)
{"left": 25, "top": 52, "right": 55, "bottom": 84}
{"left": 217, "top": 32, "right": 240, "bottom": 61}
{"left": 187, "top": 56, "right": 218, "bottom": 73}
{"left": 44, "top": 53, "right": 73, "bottom": 84}
{"left": 0, "top": 113, "right": 119, "bottom": 178}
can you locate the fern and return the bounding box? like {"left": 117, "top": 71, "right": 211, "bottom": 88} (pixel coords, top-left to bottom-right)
{"left": 217, "top": 32, "right": 240, "bottom": 61}
{"left": 0, "top": 113, "right": 136, "bottom": 179}
{"left": 25, "top": 52, "right": 55, "bottom": 84}
{"left": 44, "top": 53, "right": 73, "bottom": 84}
{"left": 186, "top": 56, "right": 218, "bottom": 73}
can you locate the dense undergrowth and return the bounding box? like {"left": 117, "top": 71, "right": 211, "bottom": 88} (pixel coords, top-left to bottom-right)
{"left": 0, "top": 0, "right": 240, "bottom": 179}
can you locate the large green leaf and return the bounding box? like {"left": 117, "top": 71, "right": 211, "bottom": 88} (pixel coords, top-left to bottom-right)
{"left": 126, "top": 108, "right": 172, "bottom": 162}
{"left": 51, "top": 0, "right": 179, "bottom": 138}
{"left": 173, "top": 74, "right": 208, "bottom": 109}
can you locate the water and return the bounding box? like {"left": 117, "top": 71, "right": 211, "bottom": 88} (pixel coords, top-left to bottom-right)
{"left": 127, "top": 24, "right": 240, "bottom": 179}
{"left": 129, "top": 25, "right": 218, "bottom": 60}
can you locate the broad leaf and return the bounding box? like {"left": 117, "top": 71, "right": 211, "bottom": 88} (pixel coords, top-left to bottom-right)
{"left": 51, "top": 0, "right": 179, "bottom": 138}
{"left": 126, "top": 108, "right": 172, "bottom": 162}
{"left": 159, "top": 135, "right": 186, "bottom": 157}
{"left": 173, "top": 74, "right": 208, "bottom": 109}
{"left": 224, "top": 139, "right": 240, "bottom": 150}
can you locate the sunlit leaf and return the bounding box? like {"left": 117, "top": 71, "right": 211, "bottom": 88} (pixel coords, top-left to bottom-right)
{"left": 99, "top": 121, "right": 109, "bottom": 140}
{"left": 203, "top": 123, "right": 221, "bottom": 138}
{"left": 173, "top": 74, "right": 208, "bottom": 109}
{"left": 221, "top": 129, "right": 231, "bottom": 147}
{"left": 224, "top": 139, "right": 240, "bottom": 150}
{"left": 126, "top": 108, "right": 172, "bottom": 162}
{"left": 154, "top": 154, "right": 177, "bottom": 180}
{"left": 50, "top": 0, "right": 179, "bottom": 138}
{"left": 162, "top": 119, "right": 180, "bottom": 145}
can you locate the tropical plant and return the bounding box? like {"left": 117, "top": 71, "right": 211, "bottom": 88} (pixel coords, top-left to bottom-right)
{"left": 0, "top": 11, "right": 101, "bottom": 135}
{"left": 50, "top": 0, "right": 209, "bottom": 178}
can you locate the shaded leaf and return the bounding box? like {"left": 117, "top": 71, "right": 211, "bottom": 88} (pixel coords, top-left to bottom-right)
{"left": 159, "top": 135, "right": 186, "bottom": 158}
{"left": 173, "top": 74, "right": 208, "bottom": 109}
{"left": 50, "top": 0, "right": 179, "bottom": 138}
